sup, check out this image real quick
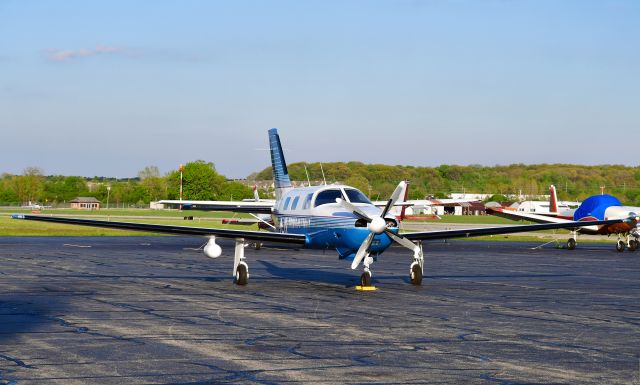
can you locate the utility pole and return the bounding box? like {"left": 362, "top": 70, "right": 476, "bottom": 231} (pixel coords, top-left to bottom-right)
{"left": 179, "top": 164, "right": 184, "bottom": 210}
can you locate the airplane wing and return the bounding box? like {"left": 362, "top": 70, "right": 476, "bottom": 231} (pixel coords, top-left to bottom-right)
{"left": 12, "top": 214, "right": 305, "bottom": 244}
{"left": 402, "top": 218, "right": 626, "bottom": 241}
{"left": 485, "top": 206, "right": 570, "bottom": 224}
{"left": 157, "top": 200, "right": 274, "bottom": 214}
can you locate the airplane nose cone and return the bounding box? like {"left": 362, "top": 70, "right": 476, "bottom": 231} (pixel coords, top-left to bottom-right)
{"left": 368, "top": 217, "right": 386, "bottom": 234}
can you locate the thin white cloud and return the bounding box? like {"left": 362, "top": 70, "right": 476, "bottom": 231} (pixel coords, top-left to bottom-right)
{"left": 45, "top": 45, "right": 125, "bottom": 62}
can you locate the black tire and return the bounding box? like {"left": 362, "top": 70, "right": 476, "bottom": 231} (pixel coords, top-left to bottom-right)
{"left": 235, "top": 263, "right": 249, "bottom": 285}
{"left": 410, "top": 264, "right": 423, "bottom": 286}
{"left": 360, "top": 271, "right": 372, "bottom": 287}
{"left": 254, "top": 242, "right": 262, "bottom": 250}
{"left": 616, "top": 240, "right": 625, "bottom": 253}
{"left": 629, "top": 240, "right": 638, "bottom": 252}
{"left": 567, "top": 238, "right": 576, "bottom": 250}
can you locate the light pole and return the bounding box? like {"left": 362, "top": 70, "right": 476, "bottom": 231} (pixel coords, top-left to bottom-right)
{"left": 179, "top": 164, "right": 184, "bottom": 210}
{"left": 106, "top": 185, "right": 111, "bottom": 209}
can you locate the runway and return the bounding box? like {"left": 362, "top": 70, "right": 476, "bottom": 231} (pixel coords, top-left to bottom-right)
{"left": 0, "top": 237, "right": 638, "bottom": 384}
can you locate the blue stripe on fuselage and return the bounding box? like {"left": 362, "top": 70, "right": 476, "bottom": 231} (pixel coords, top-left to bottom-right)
{"left": 274, "top": 213, "right": 395, "bottom": 257}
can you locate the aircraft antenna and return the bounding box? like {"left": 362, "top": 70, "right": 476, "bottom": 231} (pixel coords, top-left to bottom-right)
{"left": 304, "top": 164, "right": 311, "bottom": 187}
{"left": 320, "top": 163, "right": 327, "bottom": 186}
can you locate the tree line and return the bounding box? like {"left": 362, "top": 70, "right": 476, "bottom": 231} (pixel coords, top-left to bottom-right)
{"left": 4, "top": 161, "right": 640, "bottom": 207}
{"left": 0, "top": 161, "right": 254, "bottom": 207}
{"left": 248, "top": 162, "right": 640, "bottom": 205}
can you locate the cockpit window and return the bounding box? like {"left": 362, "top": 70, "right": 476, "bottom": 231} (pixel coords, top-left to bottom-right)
{"left": 314, "top": 189, "right": 344, "bottom": 207}
{"left": 344, "top": 188, "right": 372, "bottom": 204}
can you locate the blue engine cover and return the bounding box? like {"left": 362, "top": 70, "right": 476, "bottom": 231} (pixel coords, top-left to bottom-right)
{"left": 573, "top": 194, "right": 621, "bottom": 220}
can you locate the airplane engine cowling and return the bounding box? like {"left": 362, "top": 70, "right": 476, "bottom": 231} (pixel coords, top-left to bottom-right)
{"left": 204, "top": 238, "right": 222, "bottom": 259}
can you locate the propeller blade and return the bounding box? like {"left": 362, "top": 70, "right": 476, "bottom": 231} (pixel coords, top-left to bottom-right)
{"left": 336, "top": 198, "right": 372, "bottom": 222}
{"left": 384, "top": 229, "right": 419, "bottom": 252}
{"left": 381, "top": 181, "right": 407, "bottom": 217}
{"left": 351, "top": 232, "right": 375, "bottom": 269}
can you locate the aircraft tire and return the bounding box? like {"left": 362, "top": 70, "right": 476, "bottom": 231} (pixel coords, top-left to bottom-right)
{"left": 410, "top": 263, "right": 423, "bottom": 286}
{"left": 235, "top": 262, "right": 249, "bottom": 285}
{"left": 567, "top": 238, "right": 576, "bottom": 250}
{"left": 360, "top": 271, "right": 372, "bottom": 287}
{"left": 616, "top": 240, "right": 625, "bottom": 253}
{"left": 629, "top": 240, "right": 638, "bottom": 252}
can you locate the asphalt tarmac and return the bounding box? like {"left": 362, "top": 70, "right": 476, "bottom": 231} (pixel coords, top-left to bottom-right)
{"left": 0, "top": 237, "right": 638, "bottom": 385}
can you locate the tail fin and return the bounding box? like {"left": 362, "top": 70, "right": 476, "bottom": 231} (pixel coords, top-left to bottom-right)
{"left": 253, "top": 185, "right": 260, "bottom": 201}
{"left": 268, "top": 128, "right": 292, "bottom": 199}
{"left": 549, "top": 185, "right": 558, "bottom": 213}
{"left": 399, "top": 180, "right": 410, "bottom": 221}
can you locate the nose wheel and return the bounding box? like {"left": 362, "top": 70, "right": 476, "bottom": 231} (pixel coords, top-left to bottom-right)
{"left": 360, "top": 269, "right": 372, "bottom": 287}
{"left": 410, "top": 262, "right": 423, "bottom": 285}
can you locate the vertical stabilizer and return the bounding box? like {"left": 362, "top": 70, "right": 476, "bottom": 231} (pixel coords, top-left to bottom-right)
{"left": 268, "top": 128, "right": 292, "bottom": 199}
{"left": 549, "top": 185, "right": 558, "bottom": 213}
{"left": 399, "top": 181, "right": 410, "bottom": 221}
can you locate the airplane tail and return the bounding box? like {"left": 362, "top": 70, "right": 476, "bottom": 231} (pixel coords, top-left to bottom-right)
{"left": 268, "top": 128, "right": 293, "bottom": 199}
{"left": 399, "top": 180, "right": 410, "bottom": 221}
{"left": 549, "top": 185, "right": 558, "bottom": 213}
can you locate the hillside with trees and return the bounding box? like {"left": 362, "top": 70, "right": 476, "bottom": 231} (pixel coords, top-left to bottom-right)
{"left": 248, "top": 162, "right": 640, "bottom": 204}
{"left": 3, "top": 162, "right": 640, "bottom": 207}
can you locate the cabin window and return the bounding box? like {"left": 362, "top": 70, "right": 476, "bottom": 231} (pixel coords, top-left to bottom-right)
{"left": 283, "top": 197, "right": 291, "bottom": 210}
{"left": 344, "top": 188, "right": 372, "bottom": 204}
{"left": 314, "top": 189, "right": 344, "bottom": 207}
{"left": 291, "top": 196, "right": 300, "bottom": 210}
{"left": 302, "top": 193, "right": 313, "bottom": 210}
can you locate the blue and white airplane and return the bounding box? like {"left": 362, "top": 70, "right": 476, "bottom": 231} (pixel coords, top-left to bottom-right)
{"left": 13, "top": 129, "right": 636, "bottom": 287}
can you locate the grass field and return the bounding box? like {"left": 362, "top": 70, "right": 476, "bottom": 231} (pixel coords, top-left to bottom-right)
{"left": 0, "top": 208, "right": 256, "bottom": 236}
{"left": 0, "top": 208, "right": 584, "bottom": 245}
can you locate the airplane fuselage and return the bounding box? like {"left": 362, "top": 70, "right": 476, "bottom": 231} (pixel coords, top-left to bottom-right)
{"left": 272, "top": 185, "right": 397, "bottom": 259}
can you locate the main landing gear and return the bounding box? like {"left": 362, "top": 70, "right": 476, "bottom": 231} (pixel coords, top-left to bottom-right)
{"left": 618, "top": 234, "right": 639, "bottom": 253}
{"left": 233, "top": 238, "right": 249, "bottom": 285}
{"left": 568, "top": 232, "right": 639, "bottom": 252}
{"left": 567, "top": 230, "right": 577, "bottom": 250}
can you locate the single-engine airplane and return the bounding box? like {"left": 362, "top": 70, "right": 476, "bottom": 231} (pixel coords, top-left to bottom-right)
{"left": 13, "top": 129, "right": 637, "bottom": 287}
{"left": 487, "top": 185, "right": 640, "bottom": 252}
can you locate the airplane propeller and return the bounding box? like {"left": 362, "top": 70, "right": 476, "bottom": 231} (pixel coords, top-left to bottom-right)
{"left": 336, "top": 181, "right": 420, "bottom": 269}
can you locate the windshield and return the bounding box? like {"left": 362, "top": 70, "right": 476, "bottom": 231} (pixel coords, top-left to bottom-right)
{"left": 344, "top": 188, "right": 372, "bottom": 204}
{"left": 314, "top": 189, "right": 344, "bottom": 207}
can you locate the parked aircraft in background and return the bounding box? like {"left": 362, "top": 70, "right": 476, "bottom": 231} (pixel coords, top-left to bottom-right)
{"left": 487, "top": 185, "right": 640, "bottom": 252}
{"left": 13, "top": 130, "right": 634, "bottom": 287}
{"left": 21, "top": 201, "right": 51, "bottom": 210}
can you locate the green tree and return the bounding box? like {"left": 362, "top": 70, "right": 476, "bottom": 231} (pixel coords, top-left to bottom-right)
{"left": 138, "top": 166, "right": 167, "bottom": 202}
{"left": 167, "top": 161, "right": 226, "bottom": 200}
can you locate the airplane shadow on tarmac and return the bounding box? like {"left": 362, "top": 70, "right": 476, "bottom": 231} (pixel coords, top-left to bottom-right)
{"left": 256, "top": 260, "right": 366, "bottom": 287}
{"left": 0, "top": 292, "right": 72, "bottom": 344}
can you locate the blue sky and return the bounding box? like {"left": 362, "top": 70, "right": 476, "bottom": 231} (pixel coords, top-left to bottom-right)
{"left": 1, "top": 1, "right": 638, "bottom": 178}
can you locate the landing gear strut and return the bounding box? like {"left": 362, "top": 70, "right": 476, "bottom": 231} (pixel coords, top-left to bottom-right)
{"left": 233, "top": 238, "right": 249, "bottom": 285}
{"left": 409, "top": 242, "right": 424, "bottom": 286}
{"left": 360, "top": 256, "right": 374, "bottom": 287}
